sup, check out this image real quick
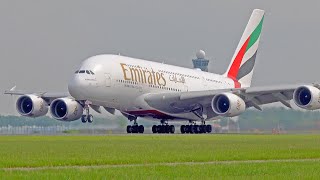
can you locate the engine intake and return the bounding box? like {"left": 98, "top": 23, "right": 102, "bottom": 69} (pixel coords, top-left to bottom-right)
{"left": 50, "top": 98, "right": 83, "bottom": 121}
{"left": 211, "top": 93, "right": 246, "bottom": 117}
{"left": 293, "top": 85, "right": 320, "bottom": 110}
{"left": 16, "top": 95, "right": 48, "bottom": 117}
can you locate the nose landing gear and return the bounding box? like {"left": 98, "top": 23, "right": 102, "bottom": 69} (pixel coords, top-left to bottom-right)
{"left": 81, "top": 114, "right": 93, "bottom": 123}
{"left": 81, "top": 104, "right": 93, "bottom": 123}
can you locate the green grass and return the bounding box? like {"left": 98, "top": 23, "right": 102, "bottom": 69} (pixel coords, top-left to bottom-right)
{"left": 2, "top": 162, "right": 320, "bottom": 179}
{"left": 0, "top": 134, "right": 320, "bottom": 179}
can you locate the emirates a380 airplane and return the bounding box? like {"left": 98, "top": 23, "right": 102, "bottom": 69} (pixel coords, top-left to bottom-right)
{"left": 5, "top": 9, "right": 320, "bottom": 134}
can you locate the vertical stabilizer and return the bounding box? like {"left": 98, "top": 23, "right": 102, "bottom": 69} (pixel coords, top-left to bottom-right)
{"left": 224, "top": 9, "right": 265, "bottom": 88}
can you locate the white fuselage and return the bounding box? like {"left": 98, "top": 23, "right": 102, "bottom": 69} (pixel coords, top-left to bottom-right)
{"left": 68, "top": 55, "right": 236, "bottom": 121}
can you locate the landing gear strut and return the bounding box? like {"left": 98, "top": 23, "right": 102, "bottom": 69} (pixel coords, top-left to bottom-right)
{"left": 152, "top": 120, "right": 175, "bottom": 134}
{"left": 180, "top": 120, "right": 212, "bottom": 134}
{"left": 81, "top": 104, "right": 93, "bottom": 123}
{"left": 126, "top": 116, "right": 144, "bottom": 134}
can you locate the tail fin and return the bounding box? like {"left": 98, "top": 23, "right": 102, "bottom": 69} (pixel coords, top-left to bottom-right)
{"left": 224, "top": 9, "right": 265, "bottom": 88}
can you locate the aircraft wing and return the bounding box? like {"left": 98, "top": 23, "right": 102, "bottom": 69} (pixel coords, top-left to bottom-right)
{"left": 144, "top": 84, "right": 314, "bottom": 119}
{"left": 4, "top": 89, "right": 70, "bottom": 104}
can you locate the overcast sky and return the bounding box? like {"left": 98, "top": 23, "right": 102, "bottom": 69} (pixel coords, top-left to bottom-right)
{"left": 0, "top": 0, "right": 319, "bottom": 115}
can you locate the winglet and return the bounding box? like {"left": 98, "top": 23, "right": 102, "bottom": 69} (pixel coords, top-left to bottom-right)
{"left": 10, "top": 86, "right": 17, "bottom": 91}
{"left": 4, "top": 86, "right": 17, "bottom": 95}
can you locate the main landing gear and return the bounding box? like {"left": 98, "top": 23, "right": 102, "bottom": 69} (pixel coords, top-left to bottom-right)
{"left": 152, "top": 120, "right": 175, "bottom": 134}
{"left": 126, "top": 116, "right": 144, "bottom": 133}
{"left": 81, "top": 105, "right": 93, "bottom": 123}
{"left": 180, "top": 121, "right": 212, "bottom": 134}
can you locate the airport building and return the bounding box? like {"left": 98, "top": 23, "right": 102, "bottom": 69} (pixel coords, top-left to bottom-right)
{"left": 192, "top": 50, "right": 209, "bottom": 72}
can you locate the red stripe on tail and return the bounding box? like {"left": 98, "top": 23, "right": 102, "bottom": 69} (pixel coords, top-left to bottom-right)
{"left": 227, "top": 37, "right": 250, "bottom": 80}
{"left": 229, "top": 77, "right": 241, "bottom": 88}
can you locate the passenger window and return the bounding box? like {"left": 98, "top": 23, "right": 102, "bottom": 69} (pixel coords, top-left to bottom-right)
{"left": 79, "top": 70, "right": 85, "bottom": 73}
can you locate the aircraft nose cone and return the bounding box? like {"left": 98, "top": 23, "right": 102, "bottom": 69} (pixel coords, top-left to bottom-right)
{"left": 68, "top": 75, "right": 87, "bottom": 100}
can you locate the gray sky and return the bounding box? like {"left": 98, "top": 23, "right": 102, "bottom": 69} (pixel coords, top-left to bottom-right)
{"left": 0, "top": 0, "right": 319, "bottom": 115}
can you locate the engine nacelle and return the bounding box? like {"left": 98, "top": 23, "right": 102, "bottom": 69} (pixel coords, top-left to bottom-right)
{"left": 211, "top": 93, "right": 246, "bottom": 117}
{"left": 293, "top": 85, "right": 320, "bottom": 110}
{"left": 16, "top": 95, "right": 48, "bottom": 117}
{"left": 50, "top": 98, "right": 83, "bottom": 121}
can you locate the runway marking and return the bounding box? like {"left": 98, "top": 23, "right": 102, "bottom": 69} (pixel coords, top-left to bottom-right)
{"left": 2, "top": 158, "right": 320, "bottom": 171}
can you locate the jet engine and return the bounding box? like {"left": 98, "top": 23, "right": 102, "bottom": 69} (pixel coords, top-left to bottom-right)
{"left": 211, "top": 93, "right": 246, "bottom": 117}
{"left": 293, "top": 85, "right": 320, "bottom": 110}
{"left": 16, "top": 95, "right": 48, "bottom": 117}
{"left": 50, "top": 98, "right": 83, "bottom": 121}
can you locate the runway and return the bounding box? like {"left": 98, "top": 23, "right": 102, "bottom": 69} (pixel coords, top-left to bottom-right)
{"left": 3, "top": 158, "right": 320, "bottom": 171}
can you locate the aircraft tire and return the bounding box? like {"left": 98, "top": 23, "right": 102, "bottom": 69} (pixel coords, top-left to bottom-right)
{"left": 185, "top": 125, "right": 190, "bottom": 133}
{"left": 127, "top": 125, "right": 132, "bottom": 133}
{"left": 190, "top": 125, "right": 195, "bottom": 134}
{"left": 169, "top": 125, "right": 175, "bottom": 134}
{"left": 206, "top": 125, "right": 212, "bottom": 133}
{"left": 157, "top": 125, "right": 162, "bottom": 134}
{"left": 199, "top": 125, "right": 203, "bottom": 133}
{"left": 138, "top": 125, "right": 144, "bottom": 133}
{"left": 81, "top": 115, "right": 87, "bottom": 123}
{"left": 194, "top": 125, "right": 200, "bottom": 134}
{"left": 133, "top": 125, "right": 139, "bottom": 133}
{"left": 152, "top": 125, "right": 157, "bottom": 133}
{"left": 162, "top": 125, "right": 166, "bottom": 133}
{"left": 200, "top": 125, "right": 206, "bottom": 133}
{"left": 165, "top": 125, "right": 170, "bottom": 133}
{"left": 180, "top": 125, "right": 186, "bottom": 134}
{"left": 87, "top": 115, "right": 93, "bottom": 123}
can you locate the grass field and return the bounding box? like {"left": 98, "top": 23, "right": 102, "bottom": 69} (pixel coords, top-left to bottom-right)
{"left": 0, "top": 134, "right": 320, "bottom": 179}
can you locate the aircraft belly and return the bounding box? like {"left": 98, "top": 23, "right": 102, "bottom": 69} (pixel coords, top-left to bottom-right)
{"left": 125, "top": 109, "right": 200, "bottom": 121}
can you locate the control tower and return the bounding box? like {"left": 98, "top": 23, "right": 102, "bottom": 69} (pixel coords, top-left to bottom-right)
{"left": 192, "top": 50, "right": 209, "bottom": 72}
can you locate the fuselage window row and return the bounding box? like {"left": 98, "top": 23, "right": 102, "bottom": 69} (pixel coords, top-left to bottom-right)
{"left": 116, "top": 79, "right": 181, "bottom": 92}
{"left": 158, "top": 69, "right": 200, "bottom": 79}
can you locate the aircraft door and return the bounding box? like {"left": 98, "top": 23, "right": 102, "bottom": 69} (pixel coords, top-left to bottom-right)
{"left": 105, "top": 73, "right": 111, "bottom": 87}
{"left": 201, "top": 76, "right": 207, "bottom": 87}
{"left": 198, "top": 72, "right": 207, "bottom": 87}
{"left": 183, "top": 85, "right": 189, "bottom": 92}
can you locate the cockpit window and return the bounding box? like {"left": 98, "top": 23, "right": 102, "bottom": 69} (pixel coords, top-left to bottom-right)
{"left": 77, "top": 70, "right": 95, "bottom": 75}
